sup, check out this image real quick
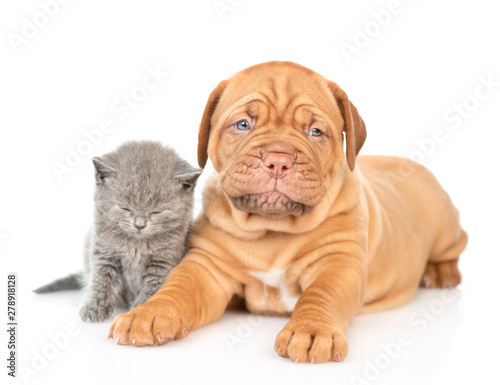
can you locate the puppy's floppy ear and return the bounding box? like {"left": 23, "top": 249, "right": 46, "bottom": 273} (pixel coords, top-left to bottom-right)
{"left": 327, "top": 81, "right": 366, "bottom": 171}
{"left": 197, "top": 80, "right": 229, "bottom": 169}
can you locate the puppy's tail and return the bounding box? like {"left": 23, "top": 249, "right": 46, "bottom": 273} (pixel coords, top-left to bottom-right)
{"left": 33, "top": 273, "right": 84, "bottom": 293}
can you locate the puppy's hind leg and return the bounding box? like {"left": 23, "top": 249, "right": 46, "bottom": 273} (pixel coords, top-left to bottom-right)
{"left": 420, "top": 229, "right": 468, "bottom": 289}
{"left": 420, "top": 260, "right": 461, "bottom": 288}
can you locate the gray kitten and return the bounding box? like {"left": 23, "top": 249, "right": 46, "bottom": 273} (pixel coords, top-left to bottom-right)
{"left": 34, "top": 141, "right": 202, "bottom": 322}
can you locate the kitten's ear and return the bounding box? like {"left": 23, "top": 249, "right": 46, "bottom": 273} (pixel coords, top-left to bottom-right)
{"left": 92, "top": 157, "right": 115, "bottom": 184}
{"left": 174, "top": 168, "right": 202, "bottom": 190}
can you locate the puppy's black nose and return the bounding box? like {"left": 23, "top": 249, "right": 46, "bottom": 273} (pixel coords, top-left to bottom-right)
{"left": 134, "top": 216, "right": 146, "bottom": 230}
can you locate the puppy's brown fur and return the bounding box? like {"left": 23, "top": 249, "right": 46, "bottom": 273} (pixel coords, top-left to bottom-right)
{"left": 109, "top": 62, "right": 467, "bottom": 363}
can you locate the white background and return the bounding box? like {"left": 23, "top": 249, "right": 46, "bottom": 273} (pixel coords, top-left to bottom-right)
{"left": 1, "top": 1, "right": 499, "bottom": 384}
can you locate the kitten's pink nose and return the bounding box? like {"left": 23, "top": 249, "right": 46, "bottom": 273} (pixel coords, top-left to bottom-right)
{"left": 134, "top": 216, "right": 146, "bottom": 230}
{"left": 262, "top": 152, "right": 294, "bottom": 178}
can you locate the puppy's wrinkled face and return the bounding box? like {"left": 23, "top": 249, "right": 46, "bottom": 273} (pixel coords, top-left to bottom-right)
{"left": 208, "top": 65, "right": 347, "bottom": 218}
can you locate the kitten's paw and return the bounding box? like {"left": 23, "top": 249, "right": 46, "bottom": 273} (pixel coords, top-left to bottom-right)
{"left": 108, "top": 302, "right": 188, "bottom": 347}
{"left": 79, "top": 302, "right": 113, "bottom": 323}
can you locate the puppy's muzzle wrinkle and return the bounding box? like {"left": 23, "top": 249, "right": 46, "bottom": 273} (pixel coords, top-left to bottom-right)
{"left": 230, "top": 191, "right": 312, "bottom": 217}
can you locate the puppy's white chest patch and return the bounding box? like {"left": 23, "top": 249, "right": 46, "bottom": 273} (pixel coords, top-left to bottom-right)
{"left": 249, "top": 268, "right": 300, "bottom": 312}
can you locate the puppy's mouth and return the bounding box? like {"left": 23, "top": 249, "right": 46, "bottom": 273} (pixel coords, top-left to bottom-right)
{"left": 229, "top": 190, "right": 312, "bottom": 217}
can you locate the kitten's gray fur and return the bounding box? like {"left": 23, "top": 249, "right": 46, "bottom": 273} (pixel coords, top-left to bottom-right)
{"left": 34, "top": 141, "right": 202, "bottom": 322}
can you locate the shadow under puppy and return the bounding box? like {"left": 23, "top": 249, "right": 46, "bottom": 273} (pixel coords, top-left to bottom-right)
{"left": 34, "top": 141, "right": 201, "bottom": 322}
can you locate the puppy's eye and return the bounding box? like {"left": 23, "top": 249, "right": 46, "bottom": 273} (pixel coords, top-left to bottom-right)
{"left": 309, "top": 128, "right": 322, "bottom": 137}
{"left": 235, "top": 120, "right": 251, "bottom": 131}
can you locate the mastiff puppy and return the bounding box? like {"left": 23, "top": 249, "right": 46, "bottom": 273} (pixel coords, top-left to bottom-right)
{"left": 109, "top": 61, "right": 467, "bottom": 363}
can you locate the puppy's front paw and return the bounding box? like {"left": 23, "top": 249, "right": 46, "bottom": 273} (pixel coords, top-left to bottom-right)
{"left": 274, "top": 319, "right": 349, "bottom": 364}
{"left": 108, "top": 302, "right": 189, "bottom": 347}
{"left": 79, "top": 302, "right": 113, "bottom": 322}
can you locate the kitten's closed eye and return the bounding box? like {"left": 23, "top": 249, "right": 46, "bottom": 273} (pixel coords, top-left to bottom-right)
{"left": 150, "top": 211, "right": 166, "bottom": 218}
{"left": 151, "top": 209, "right": 176, "bottom": 218}
{"left": 121, "top": 207, "right": 133, "bottom": 214}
